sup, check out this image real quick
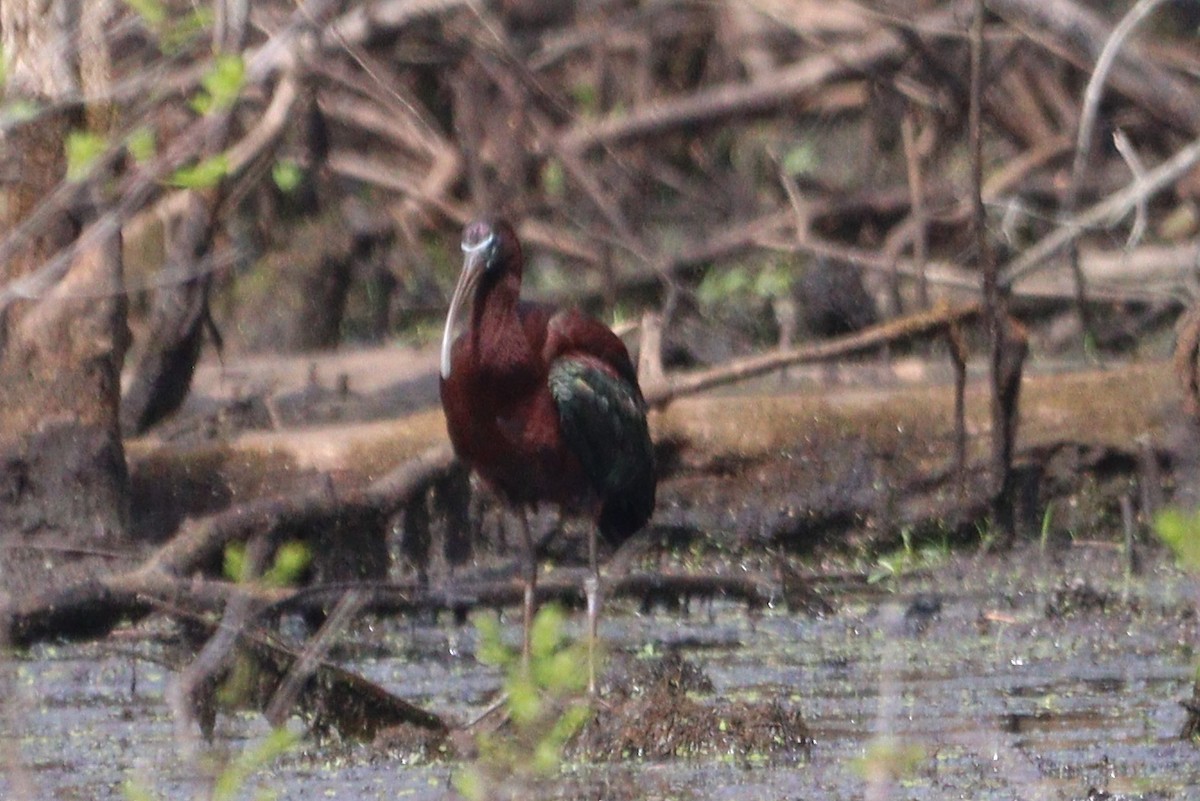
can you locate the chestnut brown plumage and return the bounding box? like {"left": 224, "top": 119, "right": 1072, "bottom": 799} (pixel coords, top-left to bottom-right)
{"left": 439, "top": 218, "right": 655, "bottom": 689}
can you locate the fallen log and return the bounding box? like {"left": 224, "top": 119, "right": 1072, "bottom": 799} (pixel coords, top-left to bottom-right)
{"left": 264, "top": 569, "right": 780, "bottom": 620}
{"left": 2, "top": 444, "right": 456, "bottom": 647}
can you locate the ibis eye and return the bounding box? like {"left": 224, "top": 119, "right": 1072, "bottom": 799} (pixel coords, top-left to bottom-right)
{"left": 462, "top": 233, "right": 500, "bottom": 277}
{"left": 461, "top": 229, "right": 496, "bottom": 257}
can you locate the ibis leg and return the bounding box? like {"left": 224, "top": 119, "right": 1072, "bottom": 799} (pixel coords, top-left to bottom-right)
{"left": 519, "top": 510, "right": 537, "bottom": 672}
{"left": 585, "top": 527, "right": 600, "bottom": 695}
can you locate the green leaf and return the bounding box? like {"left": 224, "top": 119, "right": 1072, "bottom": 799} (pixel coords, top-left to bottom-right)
{"left": 213, "top": 728, "right": 298, "bottom": 801}
{"left": 506, "top": 675, "right": 542, "bottom": 726}
{"left": 195, "top": 54, "right": 245, "bottom": 114}
{"left": 271, "top": 159, "right": 304, "bottom": 193}
{"left": 867, "top": 561, "right": 895, "bottom": 584}
{"left": 529, "top": 604, "right": 566, "bottom": 661}
{"left": 126, "top": 127, "right": 156, "bottom": 163}
{"left": 190, "top": 94, "right": 213, "bottom": 117}
{"left": 532, "top": 737, "right": 560, "bottom": 774}
{"left": 168, "top": 153, "right": 229, "bottom": 188}
{"left": 475, "top": 614, "right": 512, "bottom": 668}
{"left": 65, "top": 130, "right": 107, "bottom": 181}
{"left": 1, "top": 99, "right": 41, "bottom": 126}
{"left": 782, "top": 141, "right": 817, "bottom": 177}
{"left": 541, "top": 159, "right": 565, "bottom": 198}
{"left": 536, "top": 647, "right": 588, "bottom": 694}
{"left": 697, "top": 266, "right": 751, "bottom": 306}
{"left": 545, "top": 702, "right": 591, "bottom": 748}
{"left": 568, "top": 82, "right": 598, "bottom": 114}
{"left": 264, "top": 541, "right": 311, "bottom": 587}
{"left": 451, "top": 766, "right": 486, "bottom": 801}
{"left": 852, "top": 735, "right": 925, "bottom": 781}
{"left": 121, "top": 777, "right": 158, "bottom": 801}
{"left": 124, "top": 0, "right": 166, "bottom": 27}
{"left": 1154, "top": 508, "right": 1200, "bottom": 571}
{"left": 224, "top": 542, "right": 247, "bottom": 582}
{"left": 161, "top": 8, "right": 214, "bottom": 54}
{"left": 753, "top": 264, "right": 793, "bottom": 299}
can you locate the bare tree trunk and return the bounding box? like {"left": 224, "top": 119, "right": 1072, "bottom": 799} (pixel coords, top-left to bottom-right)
{"left": 120, "top": 198, "right": 218, "bottom": 435}
{"left": 118, "top": 5, "right": 252, "bottom": 436}
{"left": 0, "top": 0, "right": 130, "bottom": 588}
{"left": 970, "top": 0, "right": 1027, "bottom": 543}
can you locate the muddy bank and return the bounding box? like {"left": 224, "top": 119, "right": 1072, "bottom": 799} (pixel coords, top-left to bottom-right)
{"left": 3, "top": 537, "right": 1198, "bottom": 800}
{"left": 126, "top": 358, "right": 1180, "bottom": 557}
{"left": 5, "top": 355, "right": 1197, "bottom": 799}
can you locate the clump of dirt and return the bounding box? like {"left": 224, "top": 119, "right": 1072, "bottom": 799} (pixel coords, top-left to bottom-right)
{"left": 372, "top": 721, "right": 454, "bottom": 762}
{"left": 573, "top": 652, "right": 811, "bottom": 761}
{"left": 620, "top": 648, "right": 717, "bottom": 697}
{"left": 1179, "top": 678, "right": 1200, "bottom": 740}
{"left": 1045, "top": 578, "right": 1115, "bottom": 618}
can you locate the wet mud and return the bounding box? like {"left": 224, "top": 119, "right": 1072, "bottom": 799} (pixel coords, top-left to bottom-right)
{"left": 5, "top": 361, "right": 1199, "bottom": 798}
{"left": 3, "top": 536, "right": 1199, "bottom": 800}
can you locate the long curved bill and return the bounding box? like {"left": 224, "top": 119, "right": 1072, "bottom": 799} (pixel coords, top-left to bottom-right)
{"left": 439, "top": 239, "right": 490, "bottom": 379}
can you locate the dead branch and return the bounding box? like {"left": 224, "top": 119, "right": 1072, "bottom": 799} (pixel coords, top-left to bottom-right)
{"left": 947, "top": 321, "right": 971, "bottom": 495}
{"left": 1001, "top": 133, "right": 1200, "bottom": 288}
{"left": 169, "top": 576, "right": 258, "bottom": 744}
{"left": 1070, "top": 0, "right": 1174, "bottom": 192}
{"left": 1173, "top": 303, "right": 1200, "bottom": 419}
{"left": 263, "top": 589, "right": 367, "bottom": 728}
{"left": 249, "top": 633, "right": 449, "bottom": 741}
{"left": 990, "top": 0, "right": 1200, "bottom": 135}
{"left": 262, "top": 568, "right": 777, "bottom": 619}
{"left": 0, "top": 0, "right": 343, "bottom": 309}
{"left": 122, "top": 71, "right": 305, "bottom": 258}
{"left": 557, "top": 16, "right": 914, "bottom": 153}
{"left": 156, "top": 578, "right": 449, "bottom": 741}
{"left": 644, "top": 301, "right": 982, "bottom": 408}
{"left": 143, "top": 444, "right": 456, "bottom": 579}
{"left": 2, "top": 445, "right": 456, "bottom": 648}
{"left": 329, "top": 151, "right": 471, "bottom": 224}
{"left": 900, "top": 109, "right": 932, "bottom": 308}
{"left": 322, "top": 0, "right": 471, "bottom": 54}
{"left": 1063, "top": 0, "right": 1173, "bottom": 346}
{"left": 1, "top": 442, "right": 459, "bottom": 739}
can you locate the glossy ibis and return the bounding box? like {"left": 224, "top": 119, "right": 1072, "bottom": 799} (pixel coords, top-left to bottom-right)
{"left": 439, "top": 218, "right": 655, "bottom": 689}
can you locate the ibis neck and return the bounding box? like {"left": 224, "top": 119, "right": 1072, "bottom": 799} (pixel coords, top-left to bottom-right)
{"left": 468, "top": 276, "right": 531, "bottom": 377}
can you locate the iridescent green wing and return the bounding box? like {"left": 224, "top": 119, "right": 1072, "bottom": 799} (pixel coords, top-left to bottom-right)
{"left": 548, "top": 358, "right": 656, "bottom": 542}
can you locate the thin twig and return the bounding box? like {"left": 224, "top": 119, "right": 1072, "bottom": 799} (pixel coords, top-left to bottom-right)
{"left": 1000, "top": 133, "right": 1200, "bottom": 288}
{"left": 1062, "top": 0, "right": 1171, "bottom": 345}
{"left": 264, "top": 589, "right": 366, "bottom": 727}
{"left": 901, "top": 110, "right": 931, "bottom": 308}
{"left": 1069, "top": 0, "right": 1174, "bottom": 192}
{"left": 558, "top": 24, "right": 909, "bottom": 153}
{"left": 1112, "top": 129, "right": 1149, "bottom": 251}
{"left": 989, "top": 0, "right": 1200, "bottom": 134}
